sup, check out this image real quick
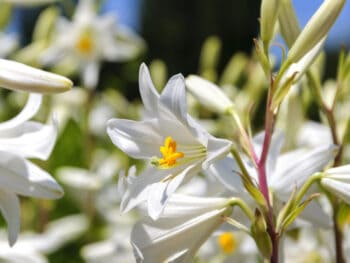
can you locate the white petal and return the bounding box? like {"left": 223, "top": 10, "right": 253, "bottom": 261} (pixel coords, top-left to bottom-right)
{"left": 271, "top": 144, "right": 338, "bottom": 198}
{"left": 160, "top": 74, "right": 188, "bottom": 123}
{"left": 0, "top": 59, "right": 72, "bottom": 93}
{"left": 203, "top": 135, "right": 232, "bottom": 169}
{"left": 0, "top": 121, "right": 57, "bottom": 160}
{"left": 322, "top": 178, "right": 350, "bottom": 204}
{"left": 206, "top": 156, "right": 246, "bottom": 196}
{"left": 147, "top": 162, "right": 202, "bottom": 220}
{"left": 107, "top": 118, "right": 162, "bottom": 159}
{"left": 82, "top": 61, "right": 100, "bottom": 89}
{"left": 0, "top": 94, "right": 42, "bottom": 132}
{"left": 0, "top": 151, "right": 63, "bottom": 199}
{"left": 139, "top": 63, "right": 160, "bottom": 116}
{"left": 131, "top": 206, "right": 230, "bottom": 263}
{"left": 120, "top": 168, "right": 163, "bottom": 213}
{"left": 0, "top": 190, "right": 20, "bottom": 246}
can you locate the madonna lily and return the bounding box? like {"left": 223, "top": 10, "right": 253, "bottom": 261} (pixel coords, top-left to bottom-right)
{"left": 109, "top": 64, "right": 232, "bottom": 219}
{"left": 131, "top": 194, "right": 233, "bottom": 263}
{"left": 0, "top": 93, "right": 63, "bottom": 245}
{"left": 41, "top": 0, "right": 144, "bottom": 89}
{"left": 207, "top": 131, "right": 338, "bottom": 227}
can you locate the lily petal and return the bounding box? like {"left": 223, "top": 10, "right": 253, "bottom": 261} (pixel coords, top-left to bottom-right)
{"left": 0, "top": 121, "right": 57, "bottom": 160}
{"left": 0, "top": 94, "right": 42, "bottom": 132}
{"left": 0, "top": 190, "right": 20, "bottom": 246}
{"left": 0, "top": 151, "right": 63, "bottom": 199}
{"left": 271, "top": 144, "right": 338, "bottom": 199}
{"left": 139, "top": 63, "right": 160, "bottom": 116}
{"left": 107, "top": 118, "right": 162, "bottom": 159}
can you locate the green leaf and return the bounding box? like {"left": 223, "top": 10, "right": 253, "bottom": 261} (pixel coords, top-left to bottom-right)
{"left": 280, "top": 193, "right": 320, "bottom": 230}
{"left": 48, "top": 118, "right": 88, "bottom": 170}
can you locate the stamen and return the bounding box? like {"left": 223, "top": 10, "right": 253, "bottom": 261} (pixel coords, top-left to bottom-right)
{"left": 76, "top": 34, "right": 93, "bottom": 54}
{"left": 156, "top": 136, "right": 184, "bottom": 168}
{"left": 218, "top": 232, "right": 236, "bottom": 254}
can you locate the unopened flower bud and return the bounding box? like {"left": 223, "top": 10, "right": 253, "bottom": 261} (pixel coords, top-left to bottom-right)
{"left": 260, "top": 0, "right": 281, "bottom": 50}
{"left": 0, "top": 59, "right": 72, "bottom": 93}
{"left": 185, "top": 75, "right": 234, "bottom": 114}
{"left": 287, "top": 0, "right": 345, "bottom": 63}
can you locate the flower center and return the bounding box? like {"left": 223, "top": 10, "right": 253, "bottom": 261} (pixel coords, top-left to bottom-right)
{"left": 157, "top": 136, "right": 184, "bottom": 168}
{"left": 218, "top": 232, "right": 236, "bottom": 254}
{"left": 76, "top": 33, "right": 93, "bottom": 54}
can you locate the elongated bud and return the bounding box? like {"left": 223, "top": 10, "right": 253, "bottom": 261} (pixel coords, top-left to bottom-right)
{"left": 185, "top": 75, "right": 234, "bottom": 114}
{"left": 278, "top": 0, "right": 300, "bottom": 48}
{"left": 287, "top": 0, "right": 345, "bottom": 63}
{"left": 260, "top": 0, "right": 280, "bottom": 51}
{"left": 0, "top": 59, "right": 72, "bottom": 93}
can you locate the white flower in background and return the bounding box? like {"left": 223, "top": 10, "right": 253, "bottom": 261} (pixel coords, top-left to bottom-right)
{"left": 0, "top": 93, "right": 63, "bottom": 245}
{"left": 321, "top": 165, "right": 350, "bottom": 204}
{"left": 57, "top": 150, "right": 123, "bottom": 222}
{"left": 0, "top": 33, "right": 18, "bottom": 58}
{"left": 208, "top": 131, "right": 338, "bottom": 227}
{"left": 0, "top": 59, "right": 72, "bottom": 93}
{"left": 198, "top": 230, "right": 258, "bottom": 263}
{"left": 131, "top": 194, "right": 233, "bottom": 263}
{"left": 81, "top": 219, "right": 135, "bottom": 263}
{"left": 0, "top": 214, "right": 88, "bottom": 263}
{"left": 41, "top": 0, "right": 144, "bottom": 89}
{"left": 108, "top": 64, "right": 232, "bottom": 219}
{"left": 283, "top": 227, "right": 333, "bottom": 263}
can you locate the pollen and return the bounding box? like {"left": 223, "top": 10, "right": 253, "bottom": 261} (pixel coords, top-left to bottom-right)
{"left": 76, "top": 34, "right": 93, "bottom": 54}
{"left": 218, "top": 232, "right": 236, "bottom": 254}
{"left": 157, "top": 136, "right": 184, "bottom": 168}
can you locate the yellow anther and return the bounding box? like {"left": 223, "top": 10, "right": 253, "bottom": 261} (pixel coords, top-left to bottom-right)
{"left": 218, "top": 232, "right": 236, "bottom": 254}
{"left": 157, "top": 136, "right": 184, "bottom": 168}
{"left": 76, "top": 34, "right": 93, "bottom": 54}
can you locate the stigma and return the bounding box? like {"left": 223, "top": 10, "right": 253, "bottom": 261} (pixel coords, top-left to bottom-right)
{"left": 151, "top": 136, "right": 184, "bottom": 168}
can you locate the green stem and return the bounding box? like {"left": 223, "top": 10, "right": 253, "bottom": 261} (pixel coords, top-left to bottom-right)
{"left": 228, "top": 197, "right": 255, "bottom": 221}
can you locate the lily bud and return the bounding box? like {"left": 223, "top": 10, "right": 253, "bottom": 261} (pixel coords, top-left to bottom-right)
{"left": 287, "top": 0, "right": 345, "bottom": 63}
{"left": 0, "top": 59, "right": 72, "bottom": 93}
{"left": 278, "top": 0, "right": 300, "bottom": 47}
{"left": 185, "top": 75, "right": 234, "bottom": 114}
{"left": 260, "top": 0, "right": 281, "bottom": 50}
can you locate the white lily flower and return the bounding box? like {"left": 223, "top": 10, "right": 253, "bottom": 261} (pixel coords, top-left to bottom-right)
{"left": 0, "top": 214, "right": 87, "bottom": 263}
{"left": 109, "top": 64, "right": 232, "bottom": 219}
{"left": 81, "top": 222, "right": 135, "bottom": 263}
{"left": 41, "top": 0, "right": 144, "bottom": 89}
{"left": 131, "top": 194, "right": 233, "bottom": 263}
{"left": 208, "top": 131, "right": 338, "bottom": 227}
{"left": 321, "top": 165, "right": 350, "bottom": 204}
{"left": 0, "top": 59, "right": 72, "bottom": 93}
{"left": 283, "top": 227, "right": 333, "bottom": 263}
{"left": 0, "top": 93, "right": 63, "bottom": 245}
